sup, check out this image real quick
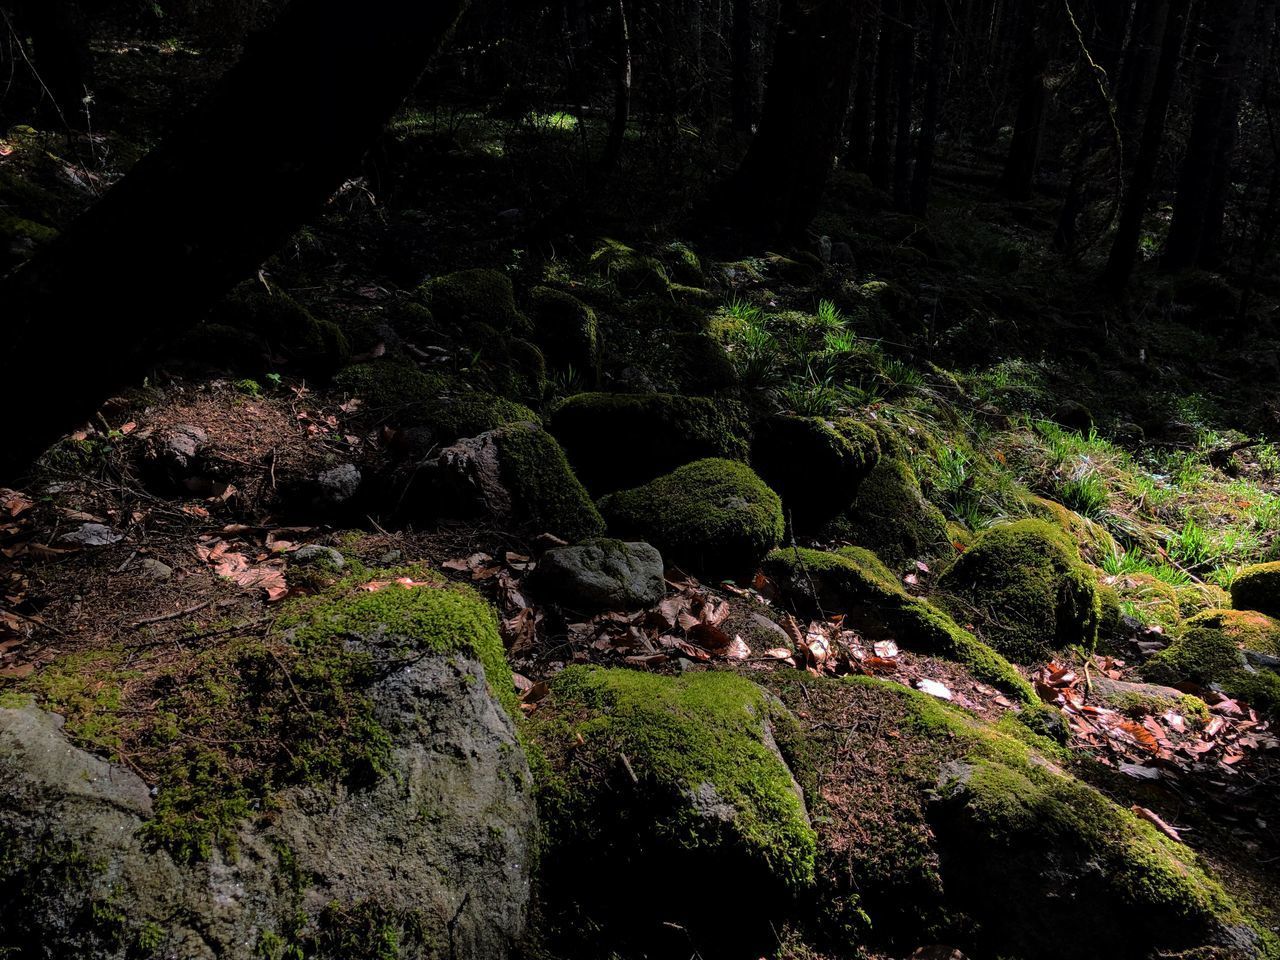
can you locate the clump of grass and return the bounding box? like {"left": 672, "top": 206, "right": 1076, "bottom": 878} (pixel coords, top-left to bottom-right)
{"left": 1056, "top": 470, "right": 1110, "bottom": 520}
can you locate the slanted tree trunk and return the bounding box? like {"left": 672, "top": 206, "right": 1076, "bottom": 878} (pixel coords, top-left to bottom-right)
{"left": 731, "top": 0, "right": 754, "bottom": 130}
{"left": 869, "top": 0, "right": 898, "bottom": 190}
{"left": 910, "top": 0, "right": 948, "bottom": 216}
{"left": 892, "top": 0, "right": 917, "bottom": 210}
{"left": 0, "top": 0, "right": 471, "bottom": 481}
{"left": 715, "top": 0, "right": 863, "bottom": 237}
{"left": 1104, "top": 0, "right": 1194, "bottom": 290}
{"left": 601, "top": 0, "right": 631, "bottom": 169}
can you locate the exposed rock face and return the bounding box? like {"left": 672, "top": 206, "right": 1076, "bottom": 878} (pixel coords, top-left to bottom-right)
{"left": 0, "top": 651, "right": 537, "bottom": 959}
{"left": 535, "top": 539, "right": 666, "bottom": 613}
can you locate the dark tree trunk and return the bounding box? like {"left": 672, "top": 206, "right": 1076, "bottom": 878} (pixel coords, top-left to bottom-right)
{"left": 0, "top": 0, "right": 471, "bottom": 481}
{"left": 892, "top": 0, "right": 917, "bottom": 210}
{"left": 911, "top": 0, "right": 948, "bottom": 216}
{"left": 731, "top": 0, "right": 754, "bottom": 130}
{"left": 869, "top": 0, "right": 898, "bottom": 190}
{"left": 1001, "top": 3, "right": 1052, "bottom": 201}
{"left": 716, "top": 0, "right": 862, "bottom": 237}
{"left": 601, "top": 0, "right": 631, "bottom": 169}
{"left": 6, "top": 0, "right": 94, "bottom": 125}
{"left": 1199, "top": 76, "right": 1246, "bottom": 266}
{"left": 1116, "top": 0, "right": 1171, "bottom": 148}
{"left": 1104, "top": 0, "right": 1194, "bottom": 290}
{"left": 845, "top": 19, "right": 876, "bottom": 170}
{"left": 1163, "top": 0, "right": 1258, "bottom": 270}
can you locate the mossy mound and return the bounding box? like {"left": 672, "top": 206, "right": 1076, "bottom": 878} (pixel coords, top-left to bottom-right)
{"left": 421, "top": 391, "right": 538, "bottom": 444}
{"left": 1231, "top": 561, "right": 1280, "bottom": 619}
{"left": 1026, "top": 495, "right": 1117, "bottom": 563}
{"left": 939, "top": 519, "right": 1100, "bottom": 663}
{"left": 548, "top": 392, "right": 751, "bottom": 493}
{"left": 1111, "top": 572, "right": 1183, "bottom": 632}
{"left": 1176, "top": 581, "right": 1232, "bottom": 619}
{"left": 490, "top": 423, "right": 605, "bottom": 541}
{"left": 763, "top": 546, "right": 1035, "bottom": 702}
{"left": 528, "top": 286, "right": 601, "bottom": 380}
{"left": 589, "top": 238, "right": 671, "bottom": 294}
{"left": 660, "top": 240, "right": 705, "bottom": 285}
{"left": 526, "top": 666, "right": 815, "bottom": 955}
{"left": 765, "top": 674, "right": 1271, "bottom": 960}
{"left": 421, "top": 267, "right": 529, "bottom": 334}
{"left": 332, "top": 361, "right": 450, "bottom": 416}
{"left": 206, "top": 284, "right": 350, "bottom": 377}
{"left": 1094, "top": 575, "right": 1125, "bottom": 647}
{"left": 670, "top": 332, "right": 738, "bottom": 394}
{"left": 1143, "top": 609, "right": 1280, "bottom": 713}
{"left": 599, "top": 459, "right": 783, "bottom": 577}
{"left": 752, "top": 415, "right": 880, "bottom": 531}
{"left": 821, "top": 456, "right": 951, "bottom": 568}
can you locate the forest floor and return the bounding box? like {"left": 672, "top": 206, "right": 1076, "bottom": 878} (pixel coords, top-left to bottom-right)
{"left": 5, "top": 27, "right": 1280, "bottom": 960}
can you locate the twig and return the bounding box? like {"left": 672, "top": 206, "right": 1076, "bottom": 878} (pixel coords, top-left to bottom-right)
{"left": 787, "top": 511, "right": 826, "bottom": 621}
{"left": 129, "top": 599, "right": 213, "bottom": 629}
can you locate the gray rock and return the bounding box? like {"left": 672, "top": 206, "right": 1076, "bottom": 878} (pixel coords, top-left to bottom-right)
{"left": 158, "top": 423, "right": 208, "bottom": 474}
{"left": 60, "top": 523, "right": 123, "bottom": 547}
{"left": 315, "top": 463, "right": 361, "bottom": 505}
{"left": 292, "top": 544, "right": 345, "bottom": 570}
{"left": 536, "top": 539, "right": 665, "bottom": 612}
{"left": 139, "top": 557, "right": 173, "bottom": 580}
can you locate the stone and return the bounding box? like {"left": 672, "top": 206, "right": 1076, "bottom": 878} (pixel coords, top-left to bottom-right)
{"left": 139, "top": 558, "right": 173, "bottom": 580}
{"left": 315, "top": 463, "right": 361, "bottom": 505}
{"left": 59, "top": 523, "right": 123, "bottom": 547}
{"left": 535, "top": 539, "right": 665, "bottom": 613}
{"left": 292, "top": 544, "right": 345, "bottom": 570}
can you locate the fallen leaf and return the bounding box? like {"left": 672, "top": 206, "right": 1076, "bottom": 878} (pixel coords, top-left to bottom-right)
{"left": 916, "top": 678, "right": 952, "bottom": 700}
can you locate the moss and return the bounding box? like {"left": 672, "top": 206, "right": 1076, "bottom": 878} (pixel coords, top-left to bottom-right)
{"left": 1094, "top": 576, "right": 1125, "bottom": 646}
{"left": 1025, "top": 495, "right": 1117, "bottom": 563}
{"left": 762, "top": 546, "right": 1036, "bottom": 702}
{"left": 528, "top": 286, "right": 601, "bottom": 379}
{"left": 600, "top": 458, "right": 784, "bottom": 577}
{"left": 938, "top": 519, "right": 1100, "bottom": 663}
{"left": 332, "top": 361, "right": 449, "bottom": 415}
{"left": 1142, "top": 609, "right": 1280, "bottom": 714}
{"left": 549, "top": 392, "right": 752, "bottom": 493}
{"left": 670, "top": 332, "right": 738, "bottom": 394}
{"left": 661, "top": 241, "right": 705, "bottom": 285}
{"left": 1231, "top": 560, "right": 1280, "bottom": 618}
{"left": 422, "top": 267, "right": 529, "bottom": 334}
{"left": 752, "top": 415, "right": 880, "bottom": 531}
{"left": 820, "top": 456, "right": 950, "bottom": 568}
{"left": 1174, "top": 581, "right": 1231, "bottom": 619}
{"left": 1111, "top": 572, "right": 1183, "bottom": 632}
{"left": 0, "top": 213, "right": 57, "bottom": 245}
{"left": 1109, "top": 691, "right": 1212, "bottom": 726}
{"left": 589, "top": 238, "right": 671, "bottom": 294}
{"left": 424, "top": 391, "right": 538, "bottom": 444}
{"left": 492, "top": 422, "right": 605, "bottom": 542}
{"left": 210, "top": 284, "right": 350, "bottom": 377}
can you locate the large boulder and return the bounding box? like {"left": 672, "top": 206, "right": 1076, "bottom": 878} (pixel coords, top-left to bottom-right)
{"left": 938, "top": 519, "right": 1100, "bottom": 663}
{"left": 1231, "top": 561, "right": 1280, "bottom": 619}
{"left": 821, "top": 456, "right": 950, "bottom": 568}
{"left": 0, "top": 579, "right": 536, "bottom": 959}
{"left": 421, "top": 267, "right": 530, "bottom": 335}
{"left": 534, "top": 538, "right": 666, "bottom": 613}
{"left": 1142, "top": 609, "right": 1280, "bottom": 714}
{"left": 548, "top": 392, "right": 751, "bottom": 494}
{"left": 528, "top": 286, "right": 601, "bottom": 381}
{"left": 751, "top": 415, "right": 880, "bottom": 530}
{"left": 599, "top": 458, "right": 783, "bottom": 577}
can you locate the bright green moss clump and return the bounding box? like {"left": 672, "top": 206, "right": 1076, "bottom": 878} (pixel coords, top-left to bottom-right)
{"left": 1025, "top": 495, "right": 1117, "bottom": 564}
{"left": 1142, "top": 609, "right": 1280, "bottom": 714}
{"left": 492, "top": 423, "right": 605, "bottom": 542}
{"left": 549, "top": 392, "right": 752, "bottom": 493}
{"left": 600, "top": 458, "right": 783, "bottom": 576}
{"left": 1231, "top": 561, "right": 1280, "bottom": 618}
{"left": 938, "top": 519, "right": 1100, "bottom": 663}
{"left": 763, "top": 547, "right": 1035, "bottom": 702}
{"left": 821, "top": 457, "right": 950, "bottom": 568}
{"left": 751, "top": 415, "right": 880, "bottom": 530}
{"left": 421, "top": 267, "right": 530, "bottom": 334}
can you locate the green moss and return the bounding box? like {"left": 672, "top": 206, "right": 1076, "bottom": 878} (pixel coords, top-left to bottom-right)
{"left": 528, "top": 666, "right": 816, "bottom": 891}
{"left": 821, "top": 457, "right": 950, "bottom": 568}
{"left": 1231, "top": 560, "right": 1280, "bottom": 618}
{"left": 422, "top": 268, "right": 529, "bottom": 334}
{"left": 492, "top": 423, "right": 605, "bottom": 542}
{"left": 938, "top": 519, "right": 1100, "bottom": 663}
{"left": 332, "top": 362, "right": 449, "bottom": 415}
{"left": 751, "top": 415, "right": 880, "bottom": 531}
{"left": 424, "top": 391, "right": 538, "bottom": 444}
{"left": 211, "top": 285, "right": 350, "bottom": 377}
{"left": 549, "top": 392, "right": 752, "bottom": 493}
{"left": 589, "top": 238, "right": 671, "bottom": 294}
{"left": 1095, "top": 576, "right": 1125, "bottom": 646}
{"left": 600, "top": 458, "right": 783, "bottom": 577}
{"left": 1174, "top": 581, "right": 1231, "bottom": 619}
{"left": 1108, "top": 691, "right": 1212, "bottom": 725}
{"left": 1110, "top": 572, "right": 1183, "bottom": 631}
{"left": 762, "top": 547, "right": 1036, "bottom": 702}
{"left": 0, "top": 213, "right": 57, "bottom": 245}
{"left": 1142, "top": 609, "right": 1280, "bottom": 714}
{"left": 670, "top": 332, "right": 738, "bottom": 395}
{"left": 1025, "top": 495, "right": 1117, "bottom": 564}
{"left": 528, "top": 286, "right": 601, "bottom": 379}
{"left": 661, "top": 241, "right": 705, "bottom": 285}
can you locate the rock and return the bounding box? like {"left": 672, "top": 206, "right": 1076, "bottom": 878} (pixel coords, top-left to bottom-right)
{"left": 315, "top": 463, "right": 361, "bottom": 506}
{"left": 599, "top": 459, "right": 784, "bottom": 578}
{"left": 528, "top": 287, "right": 601, "bottom": 381}
{"left": 751, "top": 414, "right": 880, "bottom": 530}
{"left": 1142, "top": 609, "right": 1280, "bottom": 714}
{"left": 332, "top": 361, "right": 449, "bottom": 417}
{"left": 59, "top": 523, "right": 123, "bottom": 547}
{"left": 421, "top": 268, "right": 530, "bottom": 335}
{"left": 830, "top": 241, "right": 855, "bottom": 265}
{"left": 589, "top": 239, "right": 670, "bottom": 294}
{"left": 1230, "top": 561, "right": 1280, "bottom": 618}
{"left": 158, "top": 423, "right": 208, "bottom": 474}
{"left": 1052, "top": 399, "right": 1094, "bottom": 434}
{"left": 292, "top": 544, "right": 345, "bottom": 570}
{"left": 535, "top": 539, "right": 665, "bottom": 612}
{"left": 821, "top": 455, "right": 950, "bottom": 568}
{"left": 139, "top": 558, "right": 173, "bottom": 580}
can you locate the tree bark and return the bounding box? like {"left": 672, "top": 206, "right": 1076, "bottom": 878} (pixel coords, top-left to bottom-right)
{"left": 601, "top": 0, "right": 631, "bottom": 169}
{"left": 731, "top": 0, "right": 755, "bottom": 130}
{"left": 869, "top": 0, "right": 897, "bottom": 190}
{"left": 1115, "top": 0, "right": 1171, "bottom": 148}
{"left": 1104, "top": 0, "right": 1193, "bottom": 290}
{"left": 0, "top": 0, "right": 470, "bottom": 481}
{"left": 911, "top": 0, "right": 948, "bottom": 216}
{"left": 1001, "top": 2, "right": 1052, "bottom": 201}
{"left": 845, "top": 19, "right": 876, "bottom": 170}
{"left": 892, "top": 0, "right": 917, "bottom": 211}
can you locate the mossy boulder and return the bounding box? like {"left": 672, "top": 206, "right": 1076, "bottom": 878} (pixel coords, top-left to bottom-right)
{"left": 660, "top": 240, "right": 705, "bottom": 285}
{"left": 600, "top": 459, "right": 783, "bottom": 577}
{"left": 421, "top": 391, "right": 538, "bottom": 445}
{"left": 1231, "top": 561, "right": 1280, "bottom": 618}
{"left": 0, "top": 213, "right": 57, "bottom": 268}
{"left": 207, "top": 284, "right": 350, "bottom": 377}
{"left": 821, "top": 456, "right": 950, "bottom": 568}
{"left": 421, "top": 267, "right": 530, "bottom": 334}
{"left": 939, "top": 520, "right": 1100, "bottom": 663}
{"left": 1111, "top": 572, "right": 1183, "bottom": 632}
{"left": 534, "top": 538, "right": 666, "bottom": 613}
{"left": 526, "top": 666, "right": 815, "bottom": 956}
{"left": 332, "top": 361, "right": 449, "bottom": 416}
{"left": 671, "top": 332, "right": 738, "bottom": 394}
{"left": 425, "top": 422, "right": 604, "bottom": 541}
{"left": 1176, "top": 581, "right": 1232, "bottom": 619}
{"left": 528, "top": 286, "right": 601, "bottom": 380}
{"left": 1026, "top": 495, "right": 1117, "bottom": 564}
{"left": 1143, "top": 609, "right": 1280, "bottom": 713}
{"left": 752, "top": 415, "right": 880, "bottom": 530}
{"left": 763, "top": 546, "right": 1035, "bottom": 702}
{"left": 548, "top": 392, "right": 751, "bottom": 493}
{"left": 589, "top": 238, "right": 670, "bottom": 294}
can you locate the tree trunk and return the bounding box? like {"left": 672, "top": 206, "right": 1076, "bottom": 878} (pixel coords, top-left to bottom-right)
{"left": 892, "top": 0, "right": 917, "bottom": 211}
{"left": 1116, "top": 0, "right": 1171, "bottom": 148}
{"left": 1104, "top": 0, "right": 1193, "bottom": 290}
{"left": 1162, "top": 0, "right": 1258, "bottom": 270}
{"left": 869, "top": 0, "right": 897, "bottom": 190}
{"left": 715, "top": 0, "right": 862, "bottom": 237}
{"left": 731, "top": 0, "right": 755, "bottom": 130}
{"left": 1001, "top": 2, "right": 1052, "bottom": 201}
{"left": 845, "top": 20, "right": 876, "bottom": 170}
{"left": 0, "top": 0, "right": 471, "bottom": 481}
{"left": 911, "top": 0, "right": 948, "bottom": 216}
{"left": 5, "top": 0, "right": 94, "bottom": 125}
{"left": 601, "top": 0, "right": 631, "bottom": 169}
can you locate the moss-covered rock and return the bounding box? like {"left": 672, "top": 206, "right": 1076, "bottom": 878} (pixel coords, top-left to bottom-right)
{"left": 671, "top": 332, "right": 739, "bottom": 394}
{"left": 1095, "top": 575, "right": 1125, "bottom": 647}
{"left": 763, "top": 546, "right": 1035, "bottom": 702}
{"left": 526, "top": 666, "right": 815, "bottom": 956}
{"left": 1176, "top": 581, "right": 1232, "bottom": 620}
{"left": 660, "top": 241, "right": 705, "bottom": 286}
{"left": 549, "top": 392, "right": 752, "bottom": 493}
{"left": 1143, "top": 609, "right": 1280, "bottom": 713}
{"left": 821, "top": 456, "right": 950, "bottom": 568}
{"left": 208, "top": 284, "right": 350, "bottom": 377}
{"left": 421, "top": 391, "right": 538, "bottom": 445}
{"left": 1231, "top": 561, "right": 1280, "bottom": 618}
{"left": 332, "top": 361, "right": 449, "bottom": 416}
{"left": 752, "top": 415, "right": 880, "bottom": 530}
{"left": 528, "top": 286, "right": 601, "bottom": 380}
{"left": 421, "top": 267, "right": 529, "bottom": 334}
{"left": 1112, "top": 572, "right": 1183, "bottom": 632}
{"left": 1026, "top": 495, "right": 1117, "bottom": 564}
{"left": 939, "top": 520, "right": 1100, "bottom": 663}
{"left": 589, "top": 238, "right": 671, "bottom": 294}
{"left": 600, "top": 459, "right": 783, "bottom": 577}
